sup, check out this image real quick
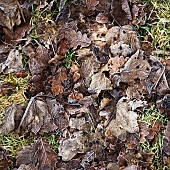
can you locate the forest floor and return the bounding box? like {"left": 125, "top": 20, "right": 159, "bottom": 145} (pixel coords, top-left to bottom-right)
{"left": 0, "top": 0, "right": 170, "bottom": 169}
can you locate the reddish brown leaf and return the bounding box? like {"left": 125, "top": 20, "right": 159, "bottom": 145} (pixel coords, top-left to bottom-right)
{"left": 51, "top": 66, "right": 68, "bottom": 96}
{"left": 85, "top": 0, "right": 99, "bottom": 11}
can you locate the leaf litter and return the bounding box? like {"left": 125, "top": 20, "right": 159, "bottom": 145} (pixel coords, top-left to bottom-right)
{"left": 0, "top": 0, "right": 170, "bottom": 169}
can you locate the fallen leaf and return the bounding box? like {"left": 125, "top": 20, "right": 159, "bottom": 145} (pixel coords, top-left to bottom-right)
{"left": 19, "top": 95, "right": 49, "bottom": 134}
{"left": 138, "top": 121, "right": 149, "bottom": 143}
{"left": 88, "top": 71, "right": 112, "bottom": 96}
{"left": 0, "top": 49, "right": 24, "bottom": 74}
{"left": 0, "top": 0, "right": 21, "bottom": 30}
{"left": 35, "top": 138, "right": 57, "bottom": 170}
{"left": 3, "top": 24, "right": 29, "bottom": 45}
{"left": 96, "top": 13, "right": 109, "bottom": 24}
{"left": 16, "top": 145, "right": 37, "bottom": 166}
{"left": 122, "top": 0, "right": 132, "bottom": 21}
{"left": 58, "top": 137, "right": 86, "bottom": 161}
{"left": 29, "top": 46, "right": 50, "bottom": 76}
{"left": 125, "top": 165, "right": 139, "bottom": 170}
{"left": 116, "top": 50, "right": 169, "bottom": 98}
{"left": 111, "top": 0, "right": 129, "bottom": 25}
{"left": 163, "top": 121, "right": 170, "bottom": 155}
{"left": 68, "top": 30, "right": 91, "bottom": 49}
{"left": 0, "top": 81, "right": 16, "bottom": 96}
{"left": 46, "top": 98, "right": 68, "bottom": 131}
{"left": 0, "top": 151, "right": 12, "bottom": 170}
{"left": 51, "top": 66, "right": 68, "bottom": 96}
{"left": 85, "top": 0, "right": 99, "bottom": 12}
{"left": 14, "top": 164, "right": 37, "bottom": 170}
{"left": 102, "top": 56, "right": 126, "bottom": 75}
{"left": 106, "top": 97, "right": 139, "bottom": 141}
{"left": 1, "top": 104, "right": 23, "bottom": 135}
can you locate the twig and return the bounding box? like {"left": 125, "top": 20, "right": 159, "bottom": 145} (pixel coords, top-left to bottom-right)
{"left": 18, "top": 92, "right": 44, "bottom": 131}
{"left": 153, "top": 66, "right": 165, "bottom": 90}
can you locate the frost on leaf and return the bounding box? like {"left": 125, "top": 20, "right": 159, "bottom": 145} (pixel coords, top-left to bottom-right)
{"left": 88, "top": 71, "right": 112, "bottom": 96}
{"left": 106, "top": 97, "right": 139, "bottom": 141}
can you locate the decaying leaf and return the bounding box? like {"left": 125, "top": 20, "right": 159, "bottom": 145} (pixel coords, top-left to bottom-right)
{"left": 19, "top": 96, "right": 49, "bottom": 134}
{"left": 0, "top": 50, "right": 24, "bottom": 74}
{"left": 0, "top": 81, "right": 16, "bottom": 96}
{"left": 106, "top": 97, "right": 139, "bottom": 141}
{"left": 0, "top": 0, "right": 21, "bottom": 30}
{"left": 114, "top": 50, "right": 169, "bottom": 98}
{"left": 0, "top": 151, "right": 12, "bottom": 170}
{"left": 69, "top": 30, "right": 91, "bottom": 49}
{"left": 29, "top": 46, "right": 50, "bottom": 76}
{"left": 163, "top": 121, "right": 170, "bottom": 155}
{"left": 88, "top": 71, "right": 112, "bottom": 95}
{"left": 102, "top": 56, "right": 126, "bottom": 75}
{"left": 14, "top": 164, "right": 37, "bottom": 170}
{"left": 85, "top": 0, "right": 99, "bottom": 12}
{"left": 16, "top": 145, "right": 37, "bottom": 166}
{"left": 58, "top": 137, "right": 86, "bottom": 161}
{"left": 16, "top": 139, "right": 57, "bottom": 170}
{"left": 1, "top": 104, "right": 23, "bottom": 135}
{"left": 46, "top": 98, "right": 68, "bottom": 131}
{"left": 35, "top": 139, "right": 57, "bottom": 170}
{"left": 96, "top": 13, "right": 109, "bottom": 24}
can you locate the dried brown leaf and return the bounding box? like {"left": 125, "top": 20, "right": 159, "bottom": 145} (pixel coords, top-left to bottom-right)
{"left": 16, "top": 145, "right": 37, "bottom": 166}
{"left": 96, "top": 13, "right": 109, "bottom": 24}
{"left": 19, "top": 96, "right": 49, "bottom": 134}
{"left": 35, "top": 139, "right": 57, "bottom": 170}
{"left": 0, "top": 0, "right": 21, "bottom": 30}
{"left": 0, "top": 50, "right": 24, "bottom": 74}
{"left": 106, "top": 97, "right": 139, "bottom": 141}
{"left": 1, "top": 104, "right": 23, "bottom": 135}
{"left": 85, "top": 0, "right": 99, "bottom": 11}
{"left": 58, "top": 137, "right": 86, "bottom": 161}
{"left": 163, "top": 121, "right": 170, "bottom": 155}
{"left": 88, "top": 71, "right": 112, "bottom": 96}
{"left": 14, "top": 164, "right": 37, "bottom": 170}
{"left": 68, "top": 30, "right": 91, "bottom": 49}
{"left": 29, "top": 46, "right": 50, "bottom": 76}
{"left": 51, "top": 66, "right": 68, "bottom": 96}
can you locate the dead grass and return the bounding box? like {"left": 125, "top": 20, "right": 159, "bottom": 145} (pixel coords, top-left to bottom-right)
{"left": 0, "top": 73, "right": 30, "bottom": 126}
